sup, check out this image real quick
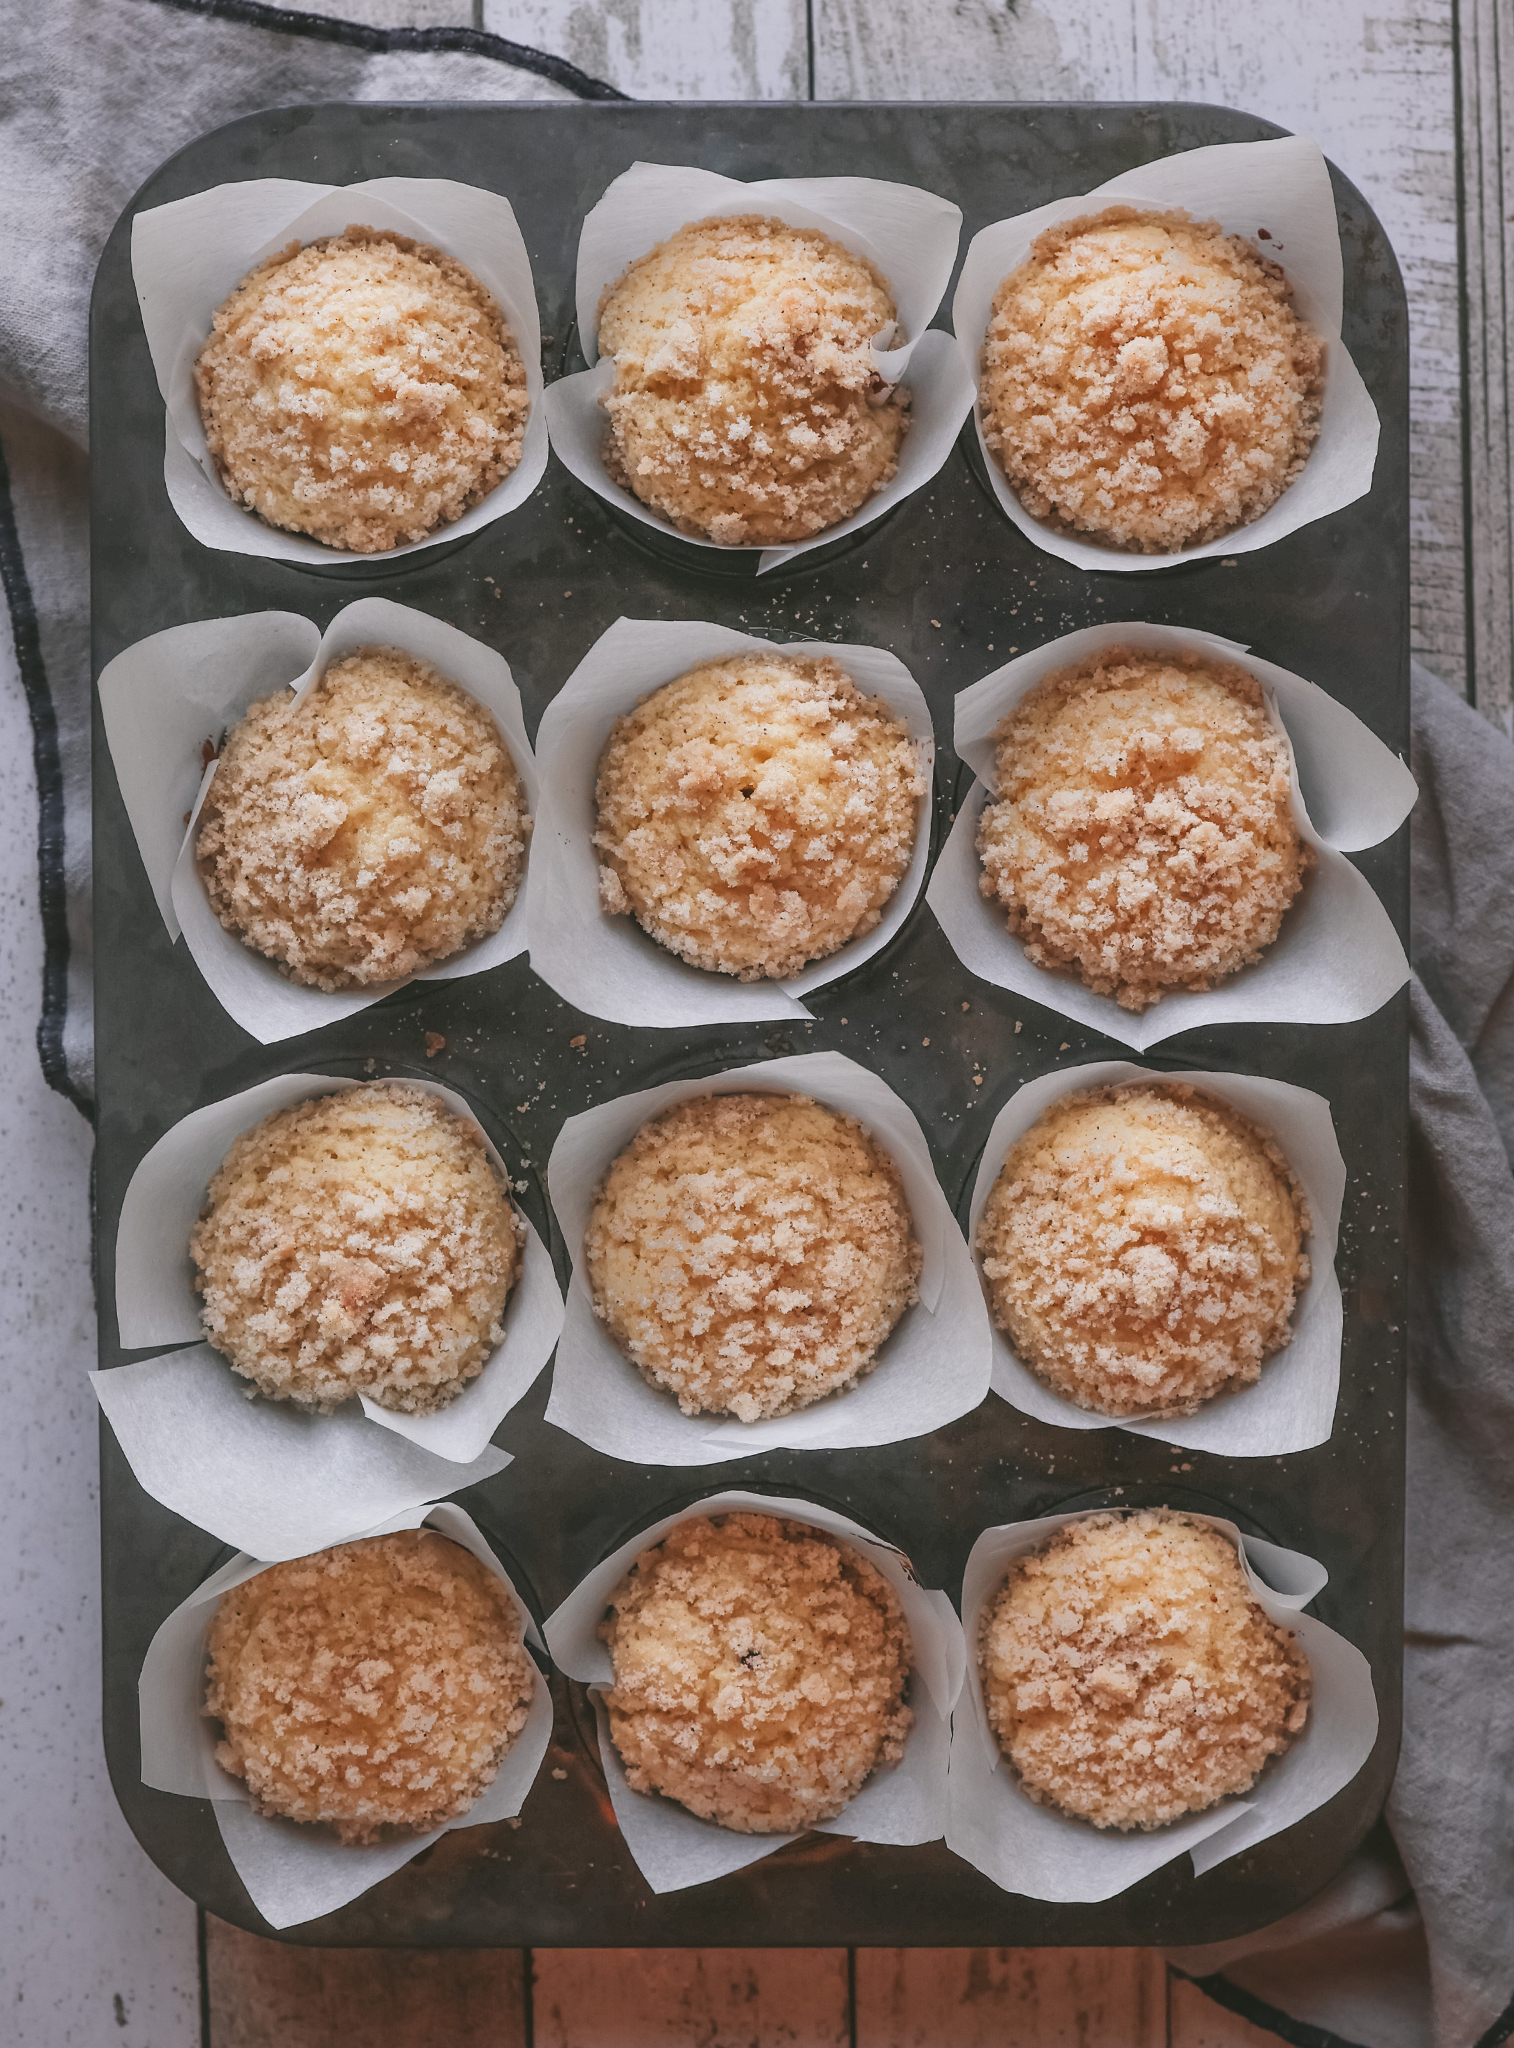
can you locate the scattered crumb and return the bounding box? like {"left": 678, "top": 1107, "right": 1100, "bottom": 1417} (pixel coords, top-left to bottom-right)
{"left": 425, "top": 1032, "right": 447, "bottom": 1058}
{"left": 981, "top": 1511, "right": 1310, "bottom": 1829}
{"left": 602, "top": 1512, "right": 912, "bottom": 1833}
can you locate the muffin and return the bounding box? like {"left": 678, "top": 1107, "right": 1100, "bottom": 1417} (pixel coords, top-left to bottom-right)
{"left": 195, "top": 227, "right": 529, "bottom": 553}
{"left": 594, "top": 651, "right": 923, "bottom": 981}
{"left": 585, "top": 1091, "right": 921, "bottom": 1423}
{"left": 980, "top": 1511, "right": 1310, "bottom": 1830}
{"left": 600, "top": 1511, "right": 912, "bottom": 1833}
{"left": 197, "top": 646, "right": 529, "bottom": 991}
{"left": 977, "top": 648, "right": 1310, "bottom": 1011}
{"left": 978, "top": 1082, "right": 1310, "bottom": 1418}
{"left": 981, "top": 206, "right": 1323, "bottom": 553}
{"left": 191, "top": 1082, "right": 522, "bottom": 1414}
{"left": 596, "top": 214, "right": 909, "bottom": 544}
{"left": 206, "top": 1530, "right": 534, "bottom": 1844}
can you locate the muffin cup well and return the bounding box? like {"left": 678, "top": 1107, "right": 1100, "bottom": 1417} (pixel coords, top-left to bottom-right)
{"left": 543, "top": 1050, "right": 992, "bottom": 1465}
{"left": 99, "top": 1073, "right": 564, "bottom": 1558}
{"left": 98, "top": 597, "right": 539, "bottom": 1045}
{"left": 951, "top": 134, "right": 1381, "bottom": 571}
{"left": 542, "top": 162, "right": 974, "bottom": 572}
{"left": 529, "top": 617, "right": 936, "bottom": 1028}
{"left": 138, "top": 1503, "right": 555, "bottom": 1931}
{"left": 947, "top": 1510, "right": 1378, "bottom": 1903}
{"left": 968, "top": 1062, "right": 1346, "bottom": 1456}
{"left": 131, "top": 177, "right": 548, "bottom": 564}
{"left": 925, "top": 621, "right": 1414, "bottom": 1051}
{"left": 541, "top": 1489, "right": 966, "bottom": 1895}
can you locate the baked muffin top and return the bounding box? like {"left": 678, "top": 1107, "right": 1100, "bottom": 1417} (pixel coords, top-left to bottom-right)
{"left": 191, "top": 1081, "right": 521, "bottom": 1414}
{"left": 978, "top": 1082, "right": 1310, "bottom": 1417}
{"left": 594, "top": 651, "right": 923, "bottom": 982}
{"left": 981, "top": 206, "right": 1323, "bottom": 553}
{"left": 600, "top": 1511, "right": 913, "bottom": 1834}
{"left": 597, "top": 214, "right": 908, "bottom": 545}
{"left": 585, "top": 1091, "right": 921, "bottom": 1423}
{"left": 195, "top": 227, "right": 528, "bottom": 553}
{"left": 207, "top": 1530, "right": 534, "bottom": 1844}
{"left": 977, "top": 648, "right": 1310, "bottom": 1011}
{"left": 980, "top": 1510, "right": 1310, "bottom": 1830}
{"left": 197, "top": 646, "right": 529, "bottom": 991}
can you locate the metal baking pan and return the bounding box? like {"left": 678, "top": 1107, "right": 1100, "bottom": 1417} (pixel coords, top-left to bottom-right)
{"left": 90, "top": 99, "right": 1407, "bottom": 1946}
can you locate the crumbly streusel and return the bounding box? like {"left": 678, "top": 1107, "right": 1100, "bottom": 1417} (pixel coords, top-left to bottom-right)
{"left": 195, "top": 227, "right": 529, "bottom": 553}
{"left": 206, "top": 1530, "right": 534, "bottom": 1844}
{"left": 978, "top": 1082, "right": 1310, "bottom": 1417}
{"left": 191, "top": 1082, "right": 521, "bottom": 1414}
{"left": 197, "top": 646, "right": 529, "bottom": 991}
{"left": 981, "top": 207, "right": 1323, "bottom": 553}
{"left": 977, "top": 648, "right": 1310, "bottom": 1011}
{"left": 597, "top": 214, "right": 909, "bottom": 545}
{"left": 585, "top": 1092, "right": 921, "bottom": 1422}
{"left": 601, "top": 1511, "right": 912, "bottom": 1833}
{"left": 980, "top": 1511, "right": 1310, "bottom": 1831}
{"left": 594, "top": 651, "right": 923, "bottom": 982}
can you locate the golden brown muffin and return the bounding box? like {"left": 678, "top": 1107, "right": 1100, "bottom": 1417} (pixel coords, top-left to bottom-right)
{"left": 585, "top": 1092, "right": 921, "bottom": 1422}
{"left": 594, "top": 651, "right": 923, "bottom": 981}
{"left": 206, "top": 1530, "right": 534, "bottom": 1844}
{"left": 191, "top": 1082, "right": 521, "bottom": 1414}
{"left": 195, "top": 227, "right": 529, "bottom": 553}
{"left": 600, "top": 1512, "right": 912, "bottom": 1833}
{"left": 980, "top": 1511, "right": 1310, "bottom": 1830}
{"left": 197, "top": 647, "right": 529, "bottom": 991}
{"left": 981, "top": 206, "right": 1323, "bottom": 553}
{"left": 597, "top": 214, "right": 909, "bottom": 544}
{"left": 978, "top": 1082, "right": 1310, "bottom": 1417}
{"left": 977, "top": 648, "right": 1310, "bottom": 1010}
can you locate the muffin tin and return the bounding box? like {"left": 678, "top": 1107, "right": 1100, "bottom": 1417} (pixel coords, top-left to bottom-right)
{"left": 91, "top": 99, "right": 1407, "bottom": 1945}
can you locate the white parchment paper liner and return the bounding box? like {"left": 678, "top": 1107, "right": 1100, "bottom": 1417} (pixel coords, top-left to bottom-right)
{"left": 131, "top": 177, "right": 548, "bottom": 564}
{"left": 947, "top": 1510, "right": 1378, "bottom": 1902}
{"left": 543, "top": 163, "right": 973, "bottom": 573}
{"left": 542, "top": 1489, "right": 966, "bottom": 1894}
{"left": 968, "top": 1061, "right": 1345, "bottom": 1455}
{"left": 139, "top": 1503, "right": 555, "bottom": 1929}
{"left": 530, "top": 618, "right": 936, "bottom": 1028}
{"left": 106, "top": 1073, "right": 564, "bottom": 1553}
{"left": 926, "top": 622, "right": 1414, "bottom": 1050}
{"left": 543, "top": 1050, "right": 991, "bottom": 1465}
{"left": 97, "top": 597, "right": 539, "bottom": 1045}
{"left": 950, "top": 134, "right": 1381, "bottom": 571}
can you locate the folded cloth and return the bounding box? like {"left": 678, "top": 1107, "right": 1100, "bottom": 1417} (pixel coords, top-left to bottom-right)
{"left": 2, "top": 9, "right": 1510, "bottom": 2044}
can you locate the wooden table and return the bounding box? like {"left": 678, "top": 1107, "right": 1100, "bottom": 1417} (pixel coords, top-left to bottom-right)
{"left": 202, "top": 2, "right": 1480, "bottom": 2038}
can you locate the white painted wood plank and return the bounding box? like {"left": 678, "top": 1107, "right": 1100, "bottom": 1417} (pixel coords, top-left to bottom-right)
{"left": 814, "top": 1, "right": 1466, "bottom": 693}
{"left": 1459, "top": 0, "right": 1514, "bottom": 731}
{"left": 279, "top": 0, "right": 477, "bottom": 24}
{"left": 481, "top": 1, "right": 809, "bottom": 98}
{"left": 854, "top": 1948, "right": 1167, "bottom": 2048}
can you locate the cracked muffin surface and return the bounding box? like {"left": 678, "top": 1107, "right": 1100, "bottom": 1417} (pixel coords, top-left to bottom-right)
{"left": 600, "top": 1511, "right": 913, "bottom": 1833}
{"left": 191, "top": 1081, "right": 521, "bottom": 1414}
{"left": 977, "top": 647, "right": 1309, "bottom": 1011}
{"left": 594, "top": 651, "right": 923, "bottom": 982}
{"left": 597, "top": 214, "right": 909, "bottom": 544}
{"left": 198, "top": 645, "right": 529, "bottom": 991}
{"left": 978, "top": 1081, "right": 1310, "bottom": 1418}
{"left": 980, "top": 1511, "right": 1310, "bottom": 1830}
{"left": 195, "top": 226, "right": 528, "bottom": 553}
{"left": 585, "top": 1091, "right": 921, "bottom": 1422}
{"left": 981, "top": 206, "right": 1323, "bottom": 553}
{"left": 206, "top": 1530, "right": 534, "bottom": 1844}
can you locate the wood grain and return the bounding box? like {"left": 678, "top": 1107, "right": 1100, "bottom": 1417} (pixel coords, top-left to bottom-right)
{"left": 531, "top": 1948, "right": 850, "bottom": 2047}
{"left": 480, "top": 2, "right": 808, "bottom": 98}
{"left": 203, "top": 1916, "right": 528, "bottom": 2046}
{"left": 1168, "top": 1971, "right": 1298, "bottom": 2047}
{"left": 1458, "top": 0, "right": 1514, "bottom": 729}
{"left": 854, "top": 1947, "right": 1167, "bottom": 2048}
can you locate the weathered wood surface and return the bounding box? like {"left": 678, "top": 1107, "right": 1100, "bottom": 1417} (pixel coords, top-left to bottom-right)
{"left": 533, "top": 1948, "right": 850, "bottom": 2046}
{"left": 853, "top": 1946, "right": 1167, "bottom": 2047}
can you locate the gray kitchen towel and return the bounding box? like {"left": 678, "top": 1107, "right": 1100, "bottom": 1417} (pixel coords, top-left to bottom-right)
{"left": 1, "top": 9, "right": 1509, "bottom": 2045}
